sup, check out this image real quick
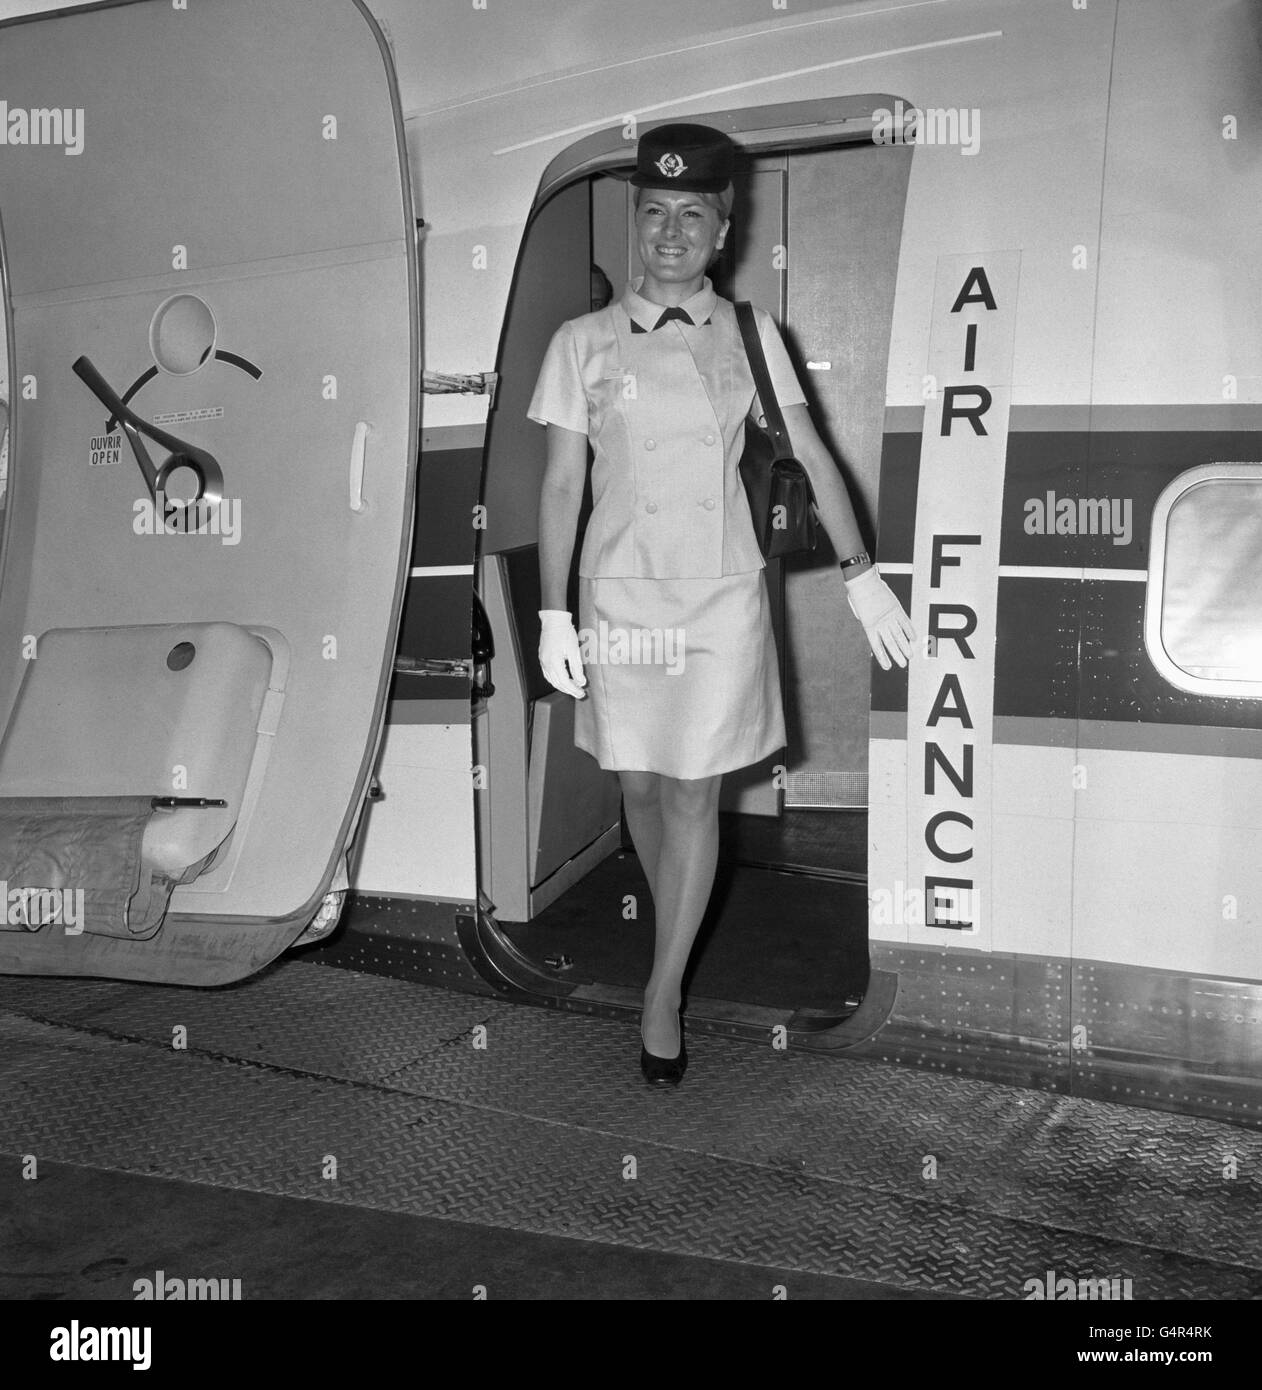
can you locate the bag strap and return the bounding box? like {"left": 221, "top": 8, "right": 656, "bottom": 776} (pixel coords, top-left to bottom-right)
{"left": 735, "top": 301, "right": 792, "bottom": 462}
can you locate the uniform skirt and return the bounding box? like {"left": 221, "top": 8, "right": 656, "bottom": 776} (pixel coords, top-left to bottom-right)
{"left": 575, "top": 570, "right": 785, "bottom": 779}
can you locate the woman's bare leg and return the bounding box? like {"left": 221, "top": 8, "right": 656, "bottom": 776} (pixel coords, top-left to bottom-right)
{"left": 640, "top": 773, "right": 723, "bottom": 1056}
{"left": 617, "top": 770, "right": 663, "bottom": 903}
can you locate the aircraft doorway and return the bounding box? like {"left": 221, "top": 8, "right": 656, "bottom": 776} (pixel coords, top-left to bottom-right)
{"left": 471, "top": 117, "right": 911, "bottom": 1044}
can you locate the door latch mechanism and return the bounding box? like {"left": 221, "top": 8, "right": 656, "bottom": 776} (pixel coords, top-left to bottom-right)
{"left": 422, "top": 370, "right": 498, "bottom": 407}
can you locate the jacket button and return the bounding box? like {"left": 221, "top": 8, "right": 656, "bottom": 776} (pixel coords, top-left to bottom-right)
{"left": 644, "top": 438, "right": 656, "bottom": 451}
{"left": 704, "top": 434, "right": 716, "bottom": 445}
{"left": 703, "top": 497, "right": 717, "bottom": 510}
{"left": 645, "top": 501, "right": 658, "bottom": 514}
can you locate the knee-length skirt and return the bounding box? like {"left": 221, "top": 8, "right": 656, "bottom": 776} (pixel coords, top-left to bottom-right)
{"left": 575, "top": 570, "right": 785, "bottom": 779}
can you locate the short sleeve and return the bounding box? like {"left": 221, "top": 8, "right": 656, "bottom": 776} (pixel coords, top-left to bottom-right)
{"left": 527, "top": 321, "right": 589, "bottom": 435}
{"left": 755, "top": 308, "right": 807, "bottom": 411}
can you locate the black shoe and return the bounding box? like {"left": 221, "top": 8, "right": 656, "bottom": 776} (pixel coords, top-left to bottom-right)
{"left": 640, "top": 1017, "right": 687, "bottom": 1086}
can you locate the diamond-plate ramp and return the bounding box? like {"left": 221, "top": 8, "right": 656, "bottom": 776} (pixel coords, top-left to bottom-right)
{"left": 380, "top": 999, "right": 1262, "bottom": 1271}
{"left": 0, "top": 962, "right": 514, "bottom": 1085}
{"left": 2, "top": 962, "right": 1260, "bottom": 1278}
{"left": 0, "top": 1006, "right": 1258, "bottom": 1298}
{"left": 0, "top": 973, "right": 139, "bottom": 1023}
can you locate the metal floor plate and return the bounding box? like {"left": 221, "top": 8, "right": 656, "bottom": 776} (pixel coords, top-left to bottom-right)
{"left": 0, "top": 962, "right": 1258, "bottom": 1299}
{"left": 0, "top": 961, "right": 503, "bottom": 1085}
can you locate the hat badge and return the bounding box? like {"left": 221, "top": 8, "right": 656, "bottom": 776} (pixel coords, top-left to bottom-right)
{"left": 654, "top": 151, "right": 687, "bottom": 179}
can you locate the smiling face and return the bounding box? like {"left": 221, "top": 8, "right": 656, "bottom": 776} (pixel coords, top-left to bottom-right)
{"left": 633, "top": 188, "right": 730, "bottom": 304}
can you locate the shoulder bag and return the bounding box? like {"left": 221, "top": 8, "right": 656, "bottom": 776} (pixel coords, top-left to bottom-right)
{"left": 735, "top": 301, "right": 819, "bottom": 560}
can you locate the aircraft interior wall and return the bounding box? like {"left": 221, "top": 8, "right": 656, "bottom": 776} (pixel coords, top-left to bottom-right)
{"left": 778, "top": 143, "right": 907, "bottom": 803}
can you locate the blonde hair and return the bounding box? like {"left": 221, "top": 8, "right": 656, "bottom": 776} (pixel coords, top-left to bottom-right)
{"left": 634, "top": 183, "right": 734, "bottom": 220}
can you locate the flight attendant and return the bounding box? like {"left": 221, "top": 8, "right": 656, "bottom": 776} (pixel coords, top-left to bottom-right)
{"left": 529, "top": 124, "right": 913, "bottom": 1085}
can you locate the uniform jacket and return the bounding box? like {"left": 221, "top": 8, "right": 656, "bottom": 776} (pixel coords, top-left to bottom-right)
{"left": 528, "top": 277, "right": 807, "bottom": 580}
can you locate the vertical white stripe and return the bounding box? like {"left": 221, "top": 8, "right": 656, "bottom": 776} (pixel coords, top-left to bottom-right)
{"left": 904, "top": 251, "right": 1022, "bottom": 949}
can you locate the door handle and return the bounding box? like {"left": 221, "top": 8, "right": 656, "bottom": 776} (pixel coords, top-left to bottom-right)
{"left": 72, "top": 356, "right": 224, "bottom": 506}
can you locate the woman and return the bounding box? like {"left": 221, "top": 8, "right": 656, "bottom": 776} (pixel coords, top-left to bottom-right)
{"left": 528, "top": 124, "right": 914, "bottom": 1085}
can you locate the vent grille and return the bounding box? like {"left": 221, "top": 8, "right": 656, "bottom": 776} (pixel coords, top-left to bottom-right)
{"left": 785, "top": 770, "right": 868, "bottom": 809}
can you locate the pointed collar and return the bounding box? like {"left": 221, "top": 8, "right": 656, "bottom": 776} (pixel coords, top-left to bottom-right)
{"left": 621, "top": 275, "right": 717, "bottom": 332}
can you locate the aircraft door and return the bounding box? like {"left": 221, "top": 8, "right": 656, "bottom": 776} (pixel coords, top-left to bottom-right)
{"left": 0, "top": 0, "right": 418, "bottom": 984}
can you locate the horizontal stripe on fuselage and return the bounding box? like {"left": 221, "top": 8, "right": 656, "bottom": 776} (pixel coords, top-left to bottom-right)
{"left": 871, "top": 411, "right": 1262, "bottom": 730}
{"left": 871, "top": 710, "right": 1262, "bottom": 758}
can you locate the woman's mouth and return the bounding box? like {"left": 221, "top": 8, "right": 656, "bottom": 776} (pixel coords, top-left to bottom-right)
{"left": 655, "top": 246, "right": 688, "bottom": 258}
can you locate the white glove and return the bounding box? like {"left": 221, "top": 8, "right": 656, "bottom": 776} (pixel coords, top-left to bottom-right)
{"left": 538, "top": 609, "right": 587, "bottom": 698}
{"left": 845, "top": 568, "right": 915, "bottom": 670}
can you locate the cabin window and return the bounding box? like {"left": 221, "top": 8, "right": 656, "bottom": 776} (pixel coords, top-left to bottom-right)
{"left": 1145, "top": 463, "right": 1262, "bottom": 698}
